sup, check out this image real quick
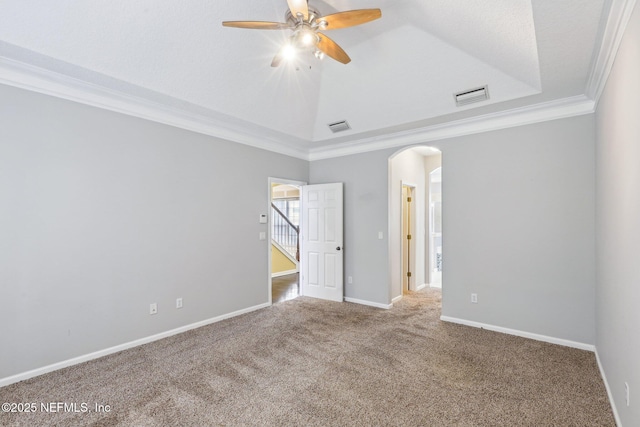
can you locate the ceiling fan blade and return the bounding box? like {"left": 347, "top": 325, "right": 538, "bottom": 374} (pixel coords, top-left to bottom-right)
{"left": 287, "top": 0, "right": 309, "bottom": 20}
{"left": 271, "top": 51, "right": 284, "bottom": 67}
{"left": 222, "top": 21, "right": 290, "bottom": 30}
{"left": 319, "top": 9, "right": 382, "bottom": 30}
{"left": 317, "top": 33, "right": 351, "bottom": 64}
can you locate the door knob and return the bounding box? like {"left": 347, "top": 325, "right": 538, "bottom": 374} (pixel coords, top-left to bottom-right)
{"left": 336, "top": 246, "right": 341, "bottom": 251}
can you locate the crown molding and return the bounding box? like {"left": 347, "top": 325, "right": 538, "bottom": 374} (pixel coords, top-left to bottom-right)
{"left": 307, "top": 95, "right": 595, "bottom": 161}
{"left": 586, "top": 0, "right": 638, "bottom": 105}
{"left": 1, "top": 48, "right": 601, "bottom": 163}
{"left": 0, "top": 56, "right": 310, "bottom": 160}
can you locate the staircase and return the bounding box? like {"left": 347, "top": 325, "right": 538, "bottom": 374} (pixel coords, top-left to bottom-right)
{"left": 271, "top": 202, "right": 299, "bottom": 264}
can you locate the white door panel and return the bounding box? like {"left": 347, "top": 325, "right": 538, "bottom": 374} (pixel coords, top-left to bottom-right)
{"left": 301, "top": 183, "right": 343, "bottom": 302}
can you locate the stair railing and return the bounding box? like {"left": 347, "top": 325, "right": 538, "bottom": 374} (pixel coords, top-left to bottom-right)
{"left": 271, "top": 203, "right": 299, "bottom": 261}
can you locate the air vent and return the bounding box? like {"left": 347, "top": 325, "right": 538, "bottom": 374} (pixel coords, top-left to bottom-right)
{"left": 454, "top": 85, "right": 489, "bottom": 107}
{"left": 328, "top": 120, "right": 351, "bottom": 133}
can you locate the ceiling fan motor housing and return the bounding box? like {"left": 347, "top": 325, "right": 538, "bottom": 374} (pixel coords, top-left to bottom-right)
{"left": 286, "top": 7, "right": 323, "bottom": 53}
{"left": 285, "top": 6, "right": 322, "bottom": 26}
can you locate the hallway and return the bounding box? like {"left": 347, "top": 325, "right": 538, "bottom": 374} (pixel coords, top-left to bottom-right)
{"left": 272, "top": 273, "right": 299, "bottom": 303}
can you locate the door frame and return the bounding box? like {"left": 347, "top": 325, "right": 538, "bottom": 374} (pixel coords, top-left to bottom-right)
{"left": 428, "top": 167, "right": 443, "bottom": 288}
{"left": 268, "top": 177, "right": 306, "bottom": 305}
{"left": 401, "top": 182, "right": 417, "bottom": 294}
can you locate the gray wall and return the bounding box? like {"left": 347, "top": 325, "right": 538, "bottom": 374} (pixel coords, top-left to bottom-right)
{"left": 0, "top": 85, "right": 308, "bottom": 379}
{"left": 595, "top": 3, "right": 640, "bottom": 425}
{"left": 311, "top": 115, "right": 596, "bottom": 346}
{"left": 310, "top": 149, "right": 392, "bottom": 305}
{"left": 441, "top": 115, "right": 596, "bottom": 345}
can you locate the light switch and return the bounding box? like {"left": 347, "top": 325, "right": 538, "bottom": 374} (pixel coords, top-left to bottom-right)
{"left": 378, "top": 231, "right": 384, "bottom": 239}
{"left": 259, "top": 232, "right": 266, "bottom": 240}
{"left": 259, "top": 214, "right": 267, "bottom": 224}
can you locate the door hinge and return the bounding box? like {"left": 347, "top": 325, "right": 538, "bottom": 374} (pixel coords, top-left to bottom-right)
{"left": 407, "top": 234, "right": 412, "bottom": 240}
{"left": 407, "top": 272, "right": 412, "bottom": 277}
{"left": 407, "top": 197, "right": 412, "bottom": 202}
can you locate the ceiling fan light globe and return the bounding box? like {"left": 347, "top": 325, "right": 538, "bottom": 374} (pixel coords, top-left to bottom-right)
{"left": 301, "top": 31, "right": 316, "bottom": 46}
{"left": 292, "top": 25, "right": 319, "bottom": 48}
{"left": 282, "top": 44, "right": 298, "bottom": 61}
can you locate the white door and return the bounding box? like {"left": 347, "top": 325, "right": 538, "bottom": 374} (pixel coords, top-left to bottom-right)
{"left": 300, "top": 183, "right": 344, "bottom": 302}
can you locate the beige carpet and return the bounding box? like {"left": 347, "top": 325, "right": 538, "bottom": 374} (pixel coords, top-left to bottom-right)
{"left": 0, "top": 289, "right": 615, "bottom": 426}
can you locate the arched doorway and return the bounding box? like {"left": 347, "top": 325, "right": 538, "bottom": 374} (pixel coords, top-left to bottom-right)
{"left": 388, "top": 146, "right": 442, "bottom": 303}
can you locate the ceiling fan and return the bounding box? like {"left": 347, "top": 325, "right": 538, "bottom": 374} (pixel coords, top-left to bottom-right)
{"left": 222, "top": 0, "right": 382, "bottom": 67}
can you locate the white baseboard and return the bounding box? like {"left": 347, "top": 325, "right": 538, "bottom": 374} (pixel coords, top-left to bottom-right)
{"left": 416, "top": 283, "right": 427, "bottom": 291}
{"left": 595, "top": 349, "right": 622, "bottom": 427}
{"left": 439, "top": 315, "right": 595, "bottom": 352}
{"left": 429, "top": 282, "right": 442, "bottom": 289}
{"left": 345, "top": 297, "right": 392, "bottom": 310}
{"left": 0, "top": 302, "right": 271, "bottom": 388}
{"left": 392, "top": 295, "right": 403, "bottom": 304}
{"left": 271, "top": 269, "right": 298, "bottom": 278}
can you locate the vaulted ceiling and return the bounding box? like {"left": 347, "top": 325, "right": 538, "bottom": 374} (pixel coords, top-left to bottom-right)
{"left": 0, "top": 0, "right": 613, "bottom": 159}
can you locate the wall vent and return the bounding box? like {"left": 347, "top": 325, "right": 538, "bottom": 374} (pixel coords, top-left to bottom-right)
{"left": 454, "top": 85, "right": 489, "bottom": 107}
{"left": 328, "top": 120, "right": 351, "bottom": 133}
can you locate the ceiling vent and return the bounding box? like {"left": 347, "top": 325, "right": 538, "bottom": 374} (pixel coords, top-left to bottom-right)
{"left": 454, "top": 85, "right": 489, "bottom": 107}
{"left": 328, "top": 120, "right": 351, "bottom": 133}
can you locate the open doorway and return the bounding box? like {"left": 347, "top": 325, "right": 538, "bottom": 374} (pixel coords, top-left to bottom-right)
{"left": 269, "top": 178, "right": 305, "bottom": 304}
{"left": 388, "top": 146, "right": 442, "bottom": 303}
{"left": 268, "top": 178, "right": 345, "bottom": 304}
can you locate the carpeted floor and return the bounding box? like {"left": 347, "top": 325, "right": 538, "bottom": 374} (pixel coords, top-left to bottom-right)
{"left": 0, "top": 288, "right": 615, "bottom": 426}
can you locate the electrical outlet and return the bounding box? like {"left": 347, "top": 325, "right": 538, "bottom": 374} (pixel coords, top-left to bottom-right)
{"left": 348, "top": 276, "right": 353, "bottom": 284}
{"left": 149, "top": 303, "right": 158, "bottom": 315}
{"left": 176, "top": 298, "right": 183, "bottom": 309}
{"left": 625, "top": 382, "right": 630, "bottom": 406}
{"left": 471, "top": 293, "right": 478, "bottom": 304}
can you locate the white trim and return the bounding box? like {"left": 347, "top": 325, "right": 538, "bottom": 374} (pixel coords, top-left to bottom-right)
{"left": 429, "top": 282, "right": 442, "bottom": 289}
{"left": 0, "top": 53, "right": 599, "bottom": 163}
{"left": 0, "top": 302, "right": 270, "bottom": 388}
{"left": 271, "top": 269, "right": 298, "bottom": 278}
{"left": 345, "top": 297, "right": 392, "bottom": 310}
{"left": 308, "top": 95, "right": 595, "bottom": 160}
{"left": 586, "top": 0, "right": 638, "bottom": 105}
{"left": 595, "top": 349, "right": 623, "bottom": 427}
{"left": 392, "top": 295, "right": 403, "bottom": 304}
{"left": 0, "top": 56, "right": 310, "bottom": 160}
{"left": 416, "top": 283, "right": 427, "bottom": 291}
{"left": 439, "top": 315, "right": 595, "bottom": 352}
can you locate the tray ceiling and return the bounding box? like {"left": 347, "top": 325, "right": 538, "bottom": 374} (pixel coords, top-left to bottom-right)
{"left": 0, "top": 0, "right": 612, "bottom": 158}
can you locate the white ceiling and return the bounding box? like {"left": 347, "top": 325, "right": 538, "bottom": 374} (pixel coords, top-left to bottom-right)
{"left": 0, "top": 0, "right": 612, "bottom": 158}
